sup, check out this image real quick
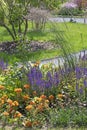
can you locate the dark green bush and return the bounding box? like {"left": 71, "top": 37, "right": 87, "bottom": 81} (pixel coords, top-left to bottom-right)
{"left": 58, "top": 7, "right": 82, "bottom": 16}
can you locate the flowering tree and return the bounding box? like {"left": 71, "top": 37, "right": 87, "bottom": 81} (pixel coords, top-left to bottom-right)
{"left": 74, "top": 0, "right": 87, "bottom": 10}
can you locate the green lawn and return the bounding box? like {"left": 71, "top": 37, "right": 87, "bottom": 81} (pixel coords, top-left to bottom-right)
{"left": 0, "top": 22, "right": 87, "bottom": 63}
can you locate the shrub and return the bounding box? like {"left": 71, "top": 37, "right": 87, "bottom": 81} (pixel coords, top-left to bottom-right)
{"left": 58, "top": 2, "right": 82, "bottom": 16}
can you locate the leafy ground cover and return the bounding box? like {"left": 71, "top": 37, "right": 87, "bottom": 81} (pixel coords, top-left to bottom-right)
{"left": 0, "top": 51, "right": 87, "bottom": 129}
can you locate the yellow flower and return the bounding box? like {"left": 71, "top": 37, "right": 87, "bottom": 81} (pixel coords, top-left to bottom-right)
{"left": 45, "top": 100, "right": 49, "bottom": 104}
{"left": 1, "top": 95, "right": 8, "bottom": 100}
{"left": 43, "top": 64, "right": 49, "bottom": 69}
{"left": 0, "top": 85, "right": 5, "bottom": 90}
{"left": 58, "top": 94, "right": 63, "bottom": 99}
{"left": 24, "top": 84, "right": 30, "bottom": 89}
{"left": 3, "top": 111, "right": 9, "bottom": 116}
{"left": 7, "top": 99, "right": 13, "bottom": 105}
{"left": 25, "top": 105, "right": 33, "bottom": 111}
{"left": 0, "top": 99, "right": 5, "bottom": 105}
{"left": 12, "top": 101, "right": 19, "bottom": 106}
{"left": 34, "top": 97, "right": 41, "bottom": 102}
{"left": 14, "top": 88, "right": 22, "bottom": 93}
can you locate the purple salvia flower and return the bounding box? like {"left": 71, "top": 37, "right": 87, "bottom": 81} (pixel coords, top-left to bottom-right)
{"left": 84, "top": 68, "right": 87, "bottom": 76}
{"left": 53, "top": 72, "right": 59, "bottom": 86}
{"left": 84, "top": 79, "right": 87, "bottom": 88}
{"left": 75, "top": 67, "right": 82, "bottom": 79}
{"left": 0, "top": 60, "right": 8, "bottom": 70}
{"left": 79, "top": 87, "right": 83, "bottom": 94}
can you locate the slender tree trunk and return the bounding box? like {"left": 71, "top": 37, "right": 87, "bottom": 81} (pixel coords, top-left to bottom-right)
{"left": 24, "top": 19, "right": 28, "bottom": 37}
{"left": 18, "top": 20, "right": 22, "bottom": 33}
{"left": 3, "top": 24, "right": 15, "bottom": 40}
{"left": 11, "top": 22, "right": 17, "bottom": 38}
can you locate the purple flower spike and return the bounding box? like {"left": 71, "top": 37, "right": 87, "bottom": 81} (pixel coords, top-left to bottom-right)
{"left": 84, "top": 80, "right": 87, "bottom": 88}
{"left": 0, "top": 60, "right": 8, "bottom": 70}
{"left": 79, "top": 87, "right": 83, "bottom": 94}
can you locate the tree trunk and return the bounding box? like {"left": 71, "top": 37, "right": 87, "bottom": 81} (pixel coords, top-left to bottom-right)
{"left": 3, "top": 24, "right": 15, "bottom": 40}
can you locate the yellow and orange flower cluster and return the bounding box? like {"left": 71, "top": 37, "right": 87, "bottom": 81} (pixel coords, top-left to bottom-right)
{"left": 14, "top": 111, "right": 22, "bottom": 118}
{"left": 0, "top": 83, "right": 67, "bottom": 128}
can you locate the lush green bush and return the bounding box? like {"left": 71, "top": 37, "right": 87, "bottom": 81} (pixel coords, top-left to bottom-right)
{"left": 58, "top": 2, "right": 83, "bottom": 16}
{"left": 58, "top": 7, "right": 82, "bottom": 16}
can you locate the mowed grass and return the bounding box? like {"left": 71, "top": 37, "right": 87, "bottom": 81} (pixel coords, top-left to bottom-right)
{"left": 0, "top": 22, "right": 87, "bottom": 63}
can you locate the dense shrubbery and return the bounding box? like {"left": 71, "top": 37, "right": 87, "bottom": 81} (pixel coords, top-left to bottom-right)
{"left": 58, "top": 2, "right": 83, "bottom": 16}
{"left": 0, "top": 51, "right": 87, "bottom": 129}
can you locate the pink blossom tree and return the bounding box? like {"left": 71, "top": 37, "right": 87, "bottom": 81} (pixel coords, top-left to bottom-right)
{"left": 74, "top": 0, "right": 87, "bottom": 10}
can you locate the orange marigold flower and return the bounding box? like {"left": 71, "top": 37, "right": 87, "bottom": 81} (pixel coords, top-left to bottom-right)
{"left": 3, "top": 111, "right": 9, "bottom": 116}
{"left": 40, "top": 95, "right": 46, "bottom": 99}
{"left": 7, "top": 99, "right": 13, "bottom": 105}
{"left": 58, "top": 94, "right": 63, "bottom": 99}
{"left": 14, "top": 88, "right": 22, "bottom": 93}
{"left": 23, "top": 95, "right": 30, "bottom": 100}
{"left": 30, "top": 101, "right": 36, "bottom": 105}
{"left": 14, "top": 111, "right": 22, "bottom": 118}
{"left": 0, "top": 100, "right": 4, "bottom": 105}
{"left": 49, "top": 95, "right": 54, "bottom": 100}
{"left": 24, "top": 120, "right": 32, "bottom": 127}
{"left": 0, "top": 85, "right": 5, "bottom": 90}
{"left": 1, "top": 95, "right": 8, "bottom": 100}
{"left": 25, "top": 105, "right": 33, "bottom": 111}
{"left": 24, "top": 84, "right": 30, "bottom": 89}
{"left": 37, "top": 104, "right": 43, "bottom": 112}
{"left": 12, "top": 101, "right": 19, "bottom": 106}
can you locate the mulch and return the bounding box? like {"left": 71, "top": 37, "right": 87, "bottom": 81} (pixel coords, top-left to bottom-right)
{"left": 0, "top": 40, "right": 55, "bottom": 53}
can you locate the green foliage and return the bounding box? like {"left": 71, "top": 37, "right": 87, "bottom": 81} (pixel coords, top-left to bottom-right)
{"left": 49, "top": 107, "right": 87, "bottom": 128}
{"left": 58, "top": 7, "right": 82, "bottom": 16}
{"left": 0, "top": 56, "right": 87, "bottom": 128}
{"left": 0, "top": 0, "right": 29, "bottom": 41}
